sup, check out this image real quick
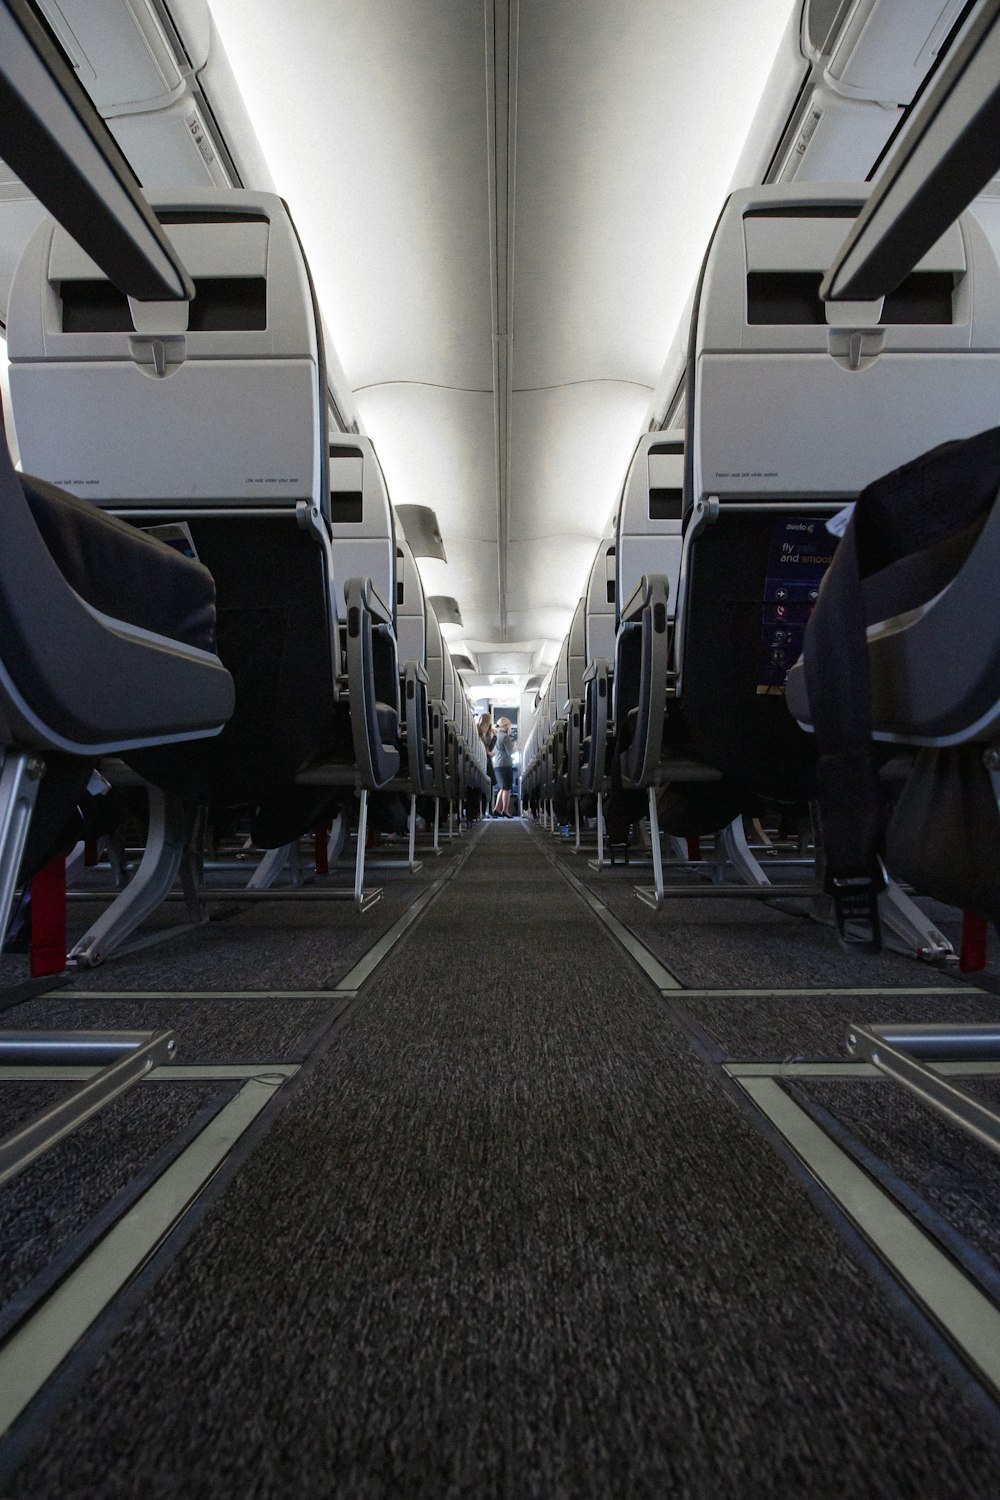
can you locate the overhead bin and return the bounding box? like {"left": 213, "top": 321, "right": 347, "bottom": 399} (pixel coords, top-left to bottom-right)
{"left": 35, "top": 0, "right": 189, "bottom": 115}
{"left": 773, "top": 0, "right": 977, "bottom": 182}
{"left": 0, "top": 2, "right": 192, "bottom": 301}
{"left": 773, "top": 86, "right": 900, "bottom": 184}
{"left": 395, "top": 504, "right": 447, "bottom": 562}
{"left": 804, "top": 0, "right": 968, "bottom": 106}
{"left": 33, "top": 0, "right": 235, "bottom": 190}
{"left": 822, "top": 0, "right": 1000, "bottom": 302}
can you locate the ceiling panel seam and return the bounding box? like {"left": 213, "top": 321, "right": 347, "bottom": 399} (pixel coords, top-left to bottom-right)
{"left": 513, "top": 378, "right": 656, "bottom": 394}
{"left": 485, "top": 0, "right": 517, "bottom": 642}
{"left": 352, "top": 380, "right": 493, "bottom": 394}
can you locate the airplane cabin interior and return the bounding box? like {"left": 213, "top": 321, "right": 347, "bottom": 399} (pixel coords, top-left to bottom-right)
{"left": 2, "top": 1, "right": 1000, "bottom": 1494}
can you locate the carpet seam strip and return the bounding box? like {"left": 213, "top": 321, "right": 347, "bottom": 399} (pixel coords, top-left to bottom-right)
{"left": 779, "top": 1078, "right": 1000, "bottom": 1313}
{"left": 536, "top": 838, "right": 684, "bottom": 992}
{"left": 0, "top": 1080, "right": 245, "bottom": 1348}
{"left": 739, "top": 1075, "right": 1000, "bottom": 1400}
{"left": 0, "top": 1075, "right": 289, "bottom": 1438}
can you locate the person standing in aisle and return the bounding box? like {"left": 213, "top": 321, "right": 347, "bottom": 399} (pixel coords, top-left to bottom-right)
{"left": 477, "top": 711, "right": 497, "bottom": 817}
{"left": 492, "top": 716, "right": 515, "bottom": 817}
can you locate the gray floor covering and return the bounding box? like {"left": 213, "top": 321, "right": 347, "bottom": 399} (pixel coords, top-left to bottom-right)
{"left": 6, "top": 823, "right": 1000, "bottom": 1498}
{"left": 567, "top": 855, "right": 969, "bottom": 990}
{"left": 787, "top": 1075, "right": 1000, "bottom": 1298}
{"left": 0, "top": 1079, "right": 238, "bottom": 1321}
{"left": 0, "top": 1081, "right": 73, "bottom": 1135}
{"left": 0, "top": 858, "right": 436, "bottom": 995}
{"left": 0, "top": 994, "right": 342, "bottom": 1064}
{"left": 914, "top": 898, "right": 1000, "bottom": 994}
{"left": 677, "top": 987, "right": 1000, "bottom": 1060}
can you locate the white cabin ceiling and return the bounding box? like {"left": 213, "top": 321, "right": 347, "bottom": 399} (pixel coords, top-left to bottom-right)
{"left": 207, "top": 0, "right": 796, "bottom": 692}
{"left": 206, "top": 0, "right": 797, "bottom": 689}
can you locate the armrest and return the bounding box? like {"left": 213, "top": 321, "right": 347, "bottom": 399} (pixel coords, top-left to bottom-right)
{"left": 565, "top": 695, "right": 584, "bottom": 795}
{"left": 403, "top": 661, "right": 434, "bottom": 792}
{"left": 616, "top": 574, "right": 672, "bottom": 789}
{"left": 579, "top": 658, "right": 611, "bottom": 794}
{"left": 344, "top": 576, "right": 402, "bottom": 789}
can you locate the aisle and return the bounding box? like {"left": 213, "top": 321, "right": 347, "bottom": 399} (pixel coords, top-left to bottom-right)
{"left": 4, "top": 822, "right": 1000, "bottom": 1498}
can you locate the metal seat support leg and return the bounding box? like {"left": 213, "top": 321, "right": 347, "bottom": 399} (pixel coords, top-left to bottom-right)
{"left": 879, "top": 875, "right": 956, "bottom": 965}
{"left": 0, "top": 752, "right": 43, "bottom": 941}
{"left": 70, "top": 788, "right": 195, "bottom": 968}
{"left": 647, "top": 786, "right": 665, "bottom": 909}
{"left": 247, "top": 840, "right": 297, "bottom": 891}
{"left": 354, "top": 787, "right": 372, "bottom": 908}
{"left": 407, "top": 792, "right": 422, "bottom": 873}
{"left": 718, "top": 815, "right": 771, "bottom": 888}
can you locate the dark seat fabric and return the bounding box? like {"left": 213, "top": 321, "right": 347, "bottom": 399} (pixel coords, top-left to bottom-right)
{"left": 860, "top": 513, "right": 987, "bottom": 625}
{"left": 22, "top": 475, "right": 217, "bottom": 653}
{"left": 801, "top": 425, "right": 1000, "bottom": 927}
{"left": 676, "top": 515, "right": 821, "bottom": 804}
{"left": 127, "top": 516, "right": 340, "bottom": 804}
{"left": 375, "top": 702, "right": 399, "bottom": 747}
{"left": 656, "top": 779, "right": 752, "bottom": 837}
{"left": 13, "top": 476, "right": 223, "bottom": 887}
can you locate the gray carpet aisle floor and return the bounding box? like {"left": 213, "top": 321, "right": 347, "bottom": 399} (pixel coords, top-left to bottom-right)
{"left": 558, "top": 845, "right": 998, "bottom": 1064}
{"left": 4, "top": 823, "right": 1000, "bottom": 1498}
{"left": 566, "top": 854, "right": 965, "bottom": 989}
{"left": 0, "top": 860, "right": 430, "bottom": 995}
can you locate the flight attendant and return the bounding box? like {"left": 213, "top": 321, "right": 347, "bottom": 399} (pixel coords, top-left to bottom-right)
{"left": 492, "top": 717, "right": 515, "bottom": 817}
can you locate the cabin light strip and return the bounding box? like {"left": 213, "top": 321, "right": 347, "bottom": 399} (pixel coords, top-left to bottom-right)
{"left": 0, "top": 1072, "right": 292, "bottom": 1438}
{"left": 738, "top": 1076, "right": 1000, "bottom": 1398}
